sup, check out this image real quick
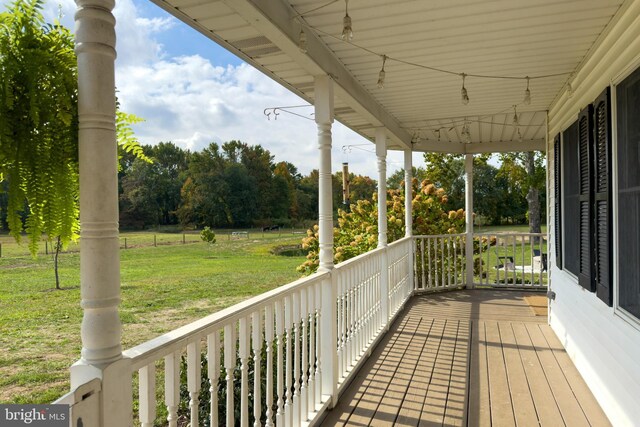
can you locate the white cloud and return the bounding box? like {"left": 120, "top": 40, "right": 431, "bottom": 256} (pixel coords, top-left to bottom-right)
{"left": 0, "top": 0, "right": 420, "bottom": 178}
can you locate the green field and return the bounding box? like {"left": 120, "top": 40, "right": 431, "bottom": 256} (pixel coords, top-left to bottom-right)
{"left": 0, "top": 231, "right": 306, "bottom": 404}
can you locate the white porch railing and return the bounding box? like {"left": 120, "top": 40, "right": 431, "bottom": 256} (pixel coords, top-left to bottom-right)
{"left": 414, "top": 232, "right": 548, "bottom": 291}
{"left": 472, "top": 232, "right": 548, "bottom": 288}
{"left": 54, "top": 233, "right": 546, "bottom": 426}
{"left": 414, "top": 233, "right": 467, "bottom": 291}
{"left": 82, "top": 236, "right": 415, "bottom": 427}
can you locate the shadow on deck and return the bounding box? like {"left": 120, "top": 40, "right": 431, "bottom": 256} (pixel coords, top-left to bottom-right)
{"left": 321, "top": 290, "right": 610, "bottom": 426}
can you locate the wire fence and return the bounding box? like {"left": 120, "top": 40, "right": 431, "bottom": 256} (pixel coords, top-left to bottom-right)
{"left": 0, "top": 229, "right": 309, "bottom": 259}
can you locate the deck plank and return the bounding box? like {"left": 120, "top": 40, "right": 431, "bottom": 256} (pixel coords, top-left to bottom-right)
{"left": 326, "top": 316, "right": 420, "bottom": 426}
{"left": 318, "top": 290, "right": 610, "bottom": 427}
{"left": 467, "top": 321, "right": 491, "bottom": 427}
{"left": 498, "top": 322, "right": 539, "bottom": 426}
{"left": 394, "top": 319, "right": 443, "bottom": 426}
{"left": 538, "top": 325, "right": 612, "bottom": 427}
{"left": 511, "top": 322, "right": 565, "bottom": 426}
{"left": 370, "top": 317, "right": 432, "bottom": 426}
{"left": 419, "top": 320, "right": 459, "bottom": 425}
{"left": 442, "top": 321, "right": 470, "bottom": 426}
{"left": 484, "top": 321, "right": 516, "bottom": 427}
{"left": 526, "top": 323, "right": 591, "bottom": 427}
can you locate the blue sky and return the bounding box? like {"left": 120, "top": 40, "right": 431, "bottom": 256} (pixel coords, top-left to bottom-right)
{"left": 1, "top": 0, "right": 422, "bottom": 177}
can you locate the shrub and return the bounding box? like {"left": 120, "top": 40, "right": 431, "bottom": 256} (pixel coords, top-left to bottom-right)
{"left": 200, "top": 227, "right": 217, "bottom": 245}
{"left": 298, "top": 179, "right": 465, "bottom": 274}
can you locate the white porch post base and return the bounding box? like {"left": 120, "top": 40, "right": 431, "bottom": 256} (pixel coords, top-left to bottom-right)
{"left": 376, "top": 129, "right": 389, "bottom": 328}
{"left": 465, "top": 154, "right": 474, "bottom": 288}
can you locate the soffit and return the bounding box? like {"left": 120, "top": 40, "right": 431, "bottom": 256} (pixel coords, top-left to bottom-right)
{"left": 149, "top": 0, "right": 625, "bottom": 153}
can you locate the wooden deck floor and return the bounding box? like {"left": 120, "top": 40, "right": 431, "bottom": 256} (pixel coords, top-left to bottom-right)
{"left": 321, "top": 290, "right": 610, "bottom": 427}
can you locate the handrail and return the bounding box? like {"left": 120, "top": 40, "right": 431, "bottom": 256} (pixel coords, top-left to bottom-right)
{"left": 414, "top": 233, "right": 466, "bottom": 239}
{"left": 474, "top": 232, "right": 545, "bottom": 237}
{"left": 113, "top": 235, "right": 414, "bottom": 426}
{"left": 124, "top": 271, "right": 328, "bottom": 369}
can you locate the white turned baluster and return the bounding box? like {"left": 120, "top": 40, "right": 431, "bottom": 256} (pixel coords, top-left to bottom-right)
{"left": 420, "top": 239, "right": 426, "bottom": 289}
{"left": 139, "top": 364, "right": 156, "bottom": 427}
{"left": 224, "top": 323, "right": 236, "bottom": 427}
{"left": 240, "top": 317, "right": 250, "bottom": 427}
{"left": 187, "top": 340, "right": 202, "bottom": 426}
{"left": 187, "top": 340, "right": 201, "bottom": 427}
{"left": 347, "top": 267, "right": 357, "bottom": 368}
{"left": 252, "top": 311, "right": 263, "bottom": 427}
{"left": 360, "top": 269, "right": 365, "bottom": 351}
{"left": 369, "top": 259, "right": 374, "bottom": 338}
{"left": 293, "top": 292, "right": 301, "bottom": 426}
{"left": 164, "top": 352, "right": 180, "bottom": 427}
{"left": 337, "top": 274, "right": 347, "bottom": 376}
{"left": 300, "top": 288, "right": 308, "bottom": 422}
{"left": 208, "top": 331, "right": 220, "bottom": 427}
{"left": 344, "top": 274, "right": 350, "bottom": 372}
{"left": 336, "top": 273, "right": 343, "bottom": 377}
{"left": 447, "top": 237, "right": 451, "bottom": 287}
{"left": 275, "top": 300, "right": 284, "bottom": 426}
{"left": 285, "top": 296, "right": 293, "bottom": 426}
{"left": 432, "top": 238, "right": 437, "bottom": 287}
{"left": 441, "top": 237, "right": 445, "bottom": 287}
{"left": 352, "top": 269, "right": 358, "bottom": 362}
{"left": 265, "top": 305, "right": 275, "bottom": 427}
{"left": 362, "top": 271, "right": 366, "bottom": 352}
{"left": 307, "top": 286, "right": 315, "bottom": 414}
{"left": 342, "top": 272, "right": 348, "bottom": 374}
{"left": 363, "top": 266, "right": 369, "bottom": 344}
{"left": 314, "top": 281, "right": 322, "bottom": 406}
{"left": 453, "top": 238, "right": 458, "bottom": 285}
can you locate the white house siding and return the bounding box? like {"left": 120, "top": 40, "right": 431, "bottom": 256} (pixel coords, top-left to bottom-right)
{"left": 548, "top": 1, "right": 640, "bottom": 425}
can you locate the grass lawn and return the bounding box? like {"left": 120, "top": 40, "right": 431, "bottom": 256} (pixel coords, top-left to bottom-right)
{"left": 0, "top": 232, "right": 306, "bottom": 404}
{"left": 474, "top": 224, "right": 548, "bottom": 234}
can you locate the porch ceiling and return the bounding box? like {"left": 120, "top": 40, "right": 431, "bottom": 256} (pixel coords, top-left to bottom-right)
{"left": 149, "top": 0, "right": 625, "bottom": 153}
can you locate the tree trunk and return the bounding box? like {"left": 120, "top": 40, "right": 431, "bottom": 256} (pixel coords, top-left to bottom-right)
{"left": 525, "top": 152, "right": 541, "bottom": 234}
{"left": 54, "top": 236, "right": 61, "bottom": 290}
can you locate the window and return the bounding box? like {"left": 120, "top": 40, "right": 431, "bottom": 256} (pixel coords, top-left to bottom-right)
{"left": 562, "top": 120, "right": 580, "bottom": 277}
{"left": 560, "top": 88, "right": 612, "bottom": 306}
{"left": 616, "top": 66, "right": 640, "bottom": 319}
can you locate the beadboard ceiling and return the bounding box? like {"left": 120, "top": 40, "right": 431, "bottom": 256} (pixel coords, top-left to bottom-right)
{"left": 148, "top": 0, "right": 625, "bottom": 152}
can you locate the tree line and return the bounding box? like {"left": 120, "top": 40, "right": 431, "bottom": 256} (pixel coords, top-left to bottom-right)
{"left": 1, "top": 137, "right": 545, "bottom": 233}
{"left": 116, "top": 141, "right": 378, "bottom": 230}
{"left": 114, "top": 141, "right": 544, "bottom": 231}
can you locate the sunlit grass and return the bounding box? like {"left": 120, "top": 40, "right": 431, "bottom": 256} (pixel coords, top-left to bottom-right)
{"left": 0, "top": 231, "right": 305, "bottom": 404}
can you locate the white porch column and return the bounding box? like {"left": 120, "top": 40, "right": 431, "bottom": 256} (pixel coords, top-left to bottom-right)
{"left": 404, "top": 150, "right": 415, "bottom": 293}
{"left": 376, "top": 129, "right": 389, "bottom": 328}
{"left": 315, "top": 75, "right": 334, "bottom": 274}
{"left": 404, "top": 150, "right": 413, "bottom": 237}
{"left": 315, "top": 75, "right": 338, "bottom": 406}
{"left": 465, "top": 153, "right": 475, "bottom": 288}
{"left": 376, "top": 129, "right": 388, "bottom": 248}
{"left": 71, "top": 0, "right": 131, "bottom": 424}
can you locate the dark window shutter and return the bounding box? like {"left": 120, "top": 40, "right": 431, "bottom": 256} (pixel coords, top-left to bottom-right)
{"left": 554, "top": 134, "right": 562, "bottom": 269}
{"left": 563, "top": 121, "right": 580, "bottom": 276}
{"left": 578, "top": 106, "right": 595, "bottom": 291}
{"left": 592, "top": 88, "right": 612, "bottom": 305}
